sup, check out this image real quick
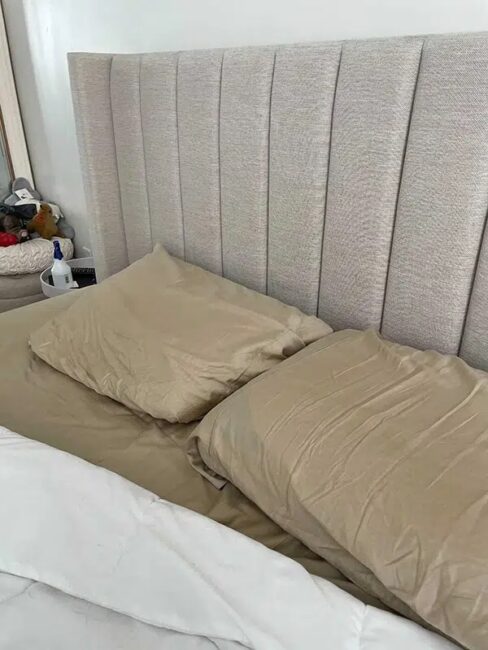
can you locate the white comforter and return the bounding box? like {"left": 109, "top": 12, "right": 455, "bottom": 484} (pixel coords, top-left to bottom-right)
{"left": 0, "top": 426, "right": 458, "bottom": 650}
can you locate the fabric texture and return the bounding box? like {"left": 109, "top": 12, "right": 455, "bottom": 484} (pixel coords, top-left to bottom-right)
{"left": 0, "top": 427, "right": 456, "bottom": 650}
{"left": 220, "top": 47, "right": 274, "bottom": 293}
{"left": 69, "top": 33, "right": 488, "bottom": 370}
{"left": 382, "top": 33, "right": 488, "bottom": 354}
{"left": 268, "top": 43, "right": 341, "bottom": 313}
{"left": 0, "top": 273, "right": 45, "bottom": 313}
{"left": 0, "top": 272, "right": 42, "bottom": 299}
{"left": 111, "top": 55, "right": 153, "bottom": 265}
{"left": 0, "top": 292, "right": 381, "bottom": 608}
{"left": 30, "top": 246, "right": 331, "bottom": 423}
{"left": 68, "top": 53, "right": 129, "bottom": 281}
{"left": 318, "top": 38, "right": 422, "bottom": 330}
{"left": 177, "top": 50, "right": 223, "bottom": 274}
{"left": 0, "top": 292, "right": 44, "bottom": 313}
{"left": 461, "top": 221, "right": 488, "bottom": 368}
{"left": 189, "top": 329, "right": 488, "bottom": 650}
{"left": 0, "top": 237, "right": 72, "bottom": 275}
{"left": 140, "top": 53, "right": 185, "bottom": 259}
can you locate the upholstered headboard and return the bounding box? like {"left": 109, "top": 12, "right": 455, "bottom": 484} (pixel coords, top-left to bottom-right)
{"left": 69, "top": 32, "right": 488, "bottom": 369}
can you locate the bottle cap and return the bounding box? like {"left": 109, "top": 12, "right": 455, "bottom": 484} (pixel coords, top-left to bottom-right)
{"left": 53, "top": 240, "right": 63, "bottom": 260}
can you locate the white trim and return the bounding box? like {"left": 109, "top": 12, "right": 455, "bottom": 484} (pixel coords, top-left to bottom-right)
{"left": 0, "top": 2, "right": 32, "bottom": 183}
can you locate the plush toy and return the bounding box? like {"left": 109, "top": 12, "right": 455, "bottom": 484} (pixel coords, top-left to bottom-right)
{"left": 0, "top": 232, "right": 18, "bottom": 247}
{"left": 3, "top": 177, "right": 76, "bottom": 240}
{"left": 4, "top": 177, "right": 41, "bottom": 205}
{"left": 27, "top": 203, "right": 58, "bottom": 240}
{"left": 0, "top": 211, "right": 29, "bottom": 242}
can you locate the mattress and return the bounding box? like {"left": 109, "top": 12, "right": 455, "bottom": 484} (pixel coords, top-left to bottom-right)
{"left": 0, "top": 292, "right": 384, "bottom": 609}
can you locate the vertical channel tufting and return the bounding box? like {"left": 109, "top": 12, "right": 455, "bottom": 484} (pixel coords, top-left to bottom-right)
{"left": 267, "top": 44, "right": 341, "bottom": 314}
{"left": 110, "top": 55, "right": 153, "bottom": 264}
{"left": 460, "top": 220, "right": 488, "bottom": 369}
{"left": 69, "top": 53, "right": 129, "bottom": 280}
{"left": 219, "top": 48, "right": 275, "bottom": 292}
{"left": 382, "top": 34, "right": 488, "bottom": 354}
{"left": 318, "top": 38, "right": 423, "bottom": 330}
{"left": 177, "top": 50, "right": 223, "bottom": 274}
{"left": 70, "top": 35, "right": 488, "bottom": 370}
{"left": 140, "top": 54, "right": 184, "bottom": 259}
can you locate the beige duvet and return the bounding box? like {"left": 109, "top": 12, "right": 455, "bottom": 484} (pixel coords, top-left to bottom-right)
{"left": 0, "top": 293, "right": 380, "bottom": 608}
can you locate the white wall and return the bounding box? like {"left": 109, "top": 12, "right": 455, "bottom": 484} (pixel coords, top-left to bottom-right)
{"left": 3, "top": 0, "right": 488, "bottom": 254}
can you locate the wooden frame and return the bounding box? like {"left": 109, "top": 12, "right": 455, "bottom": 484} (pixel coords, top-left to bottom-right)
{"left": 0, "top": 2, "right": 32, "bottom": 183}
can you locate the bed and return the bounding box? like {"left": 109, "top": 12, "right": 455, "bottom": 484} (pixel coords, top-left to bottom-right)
{"left": 1, "top": 31, "right": 487, "bottom": 649}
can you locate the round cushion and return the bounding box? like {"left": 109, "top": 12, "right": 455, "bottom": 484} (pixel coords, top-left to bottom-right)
{"left": 0, "top": 273, "right": 45, "bottom": 313}
{"left": 0, "top": 292, "right": 45, "bottom": 314}
{"left": 0, "top": 237, "right": 73, "bottom": 275}
{"left": 0, "top": 273, "right": 42, "bottom": 299}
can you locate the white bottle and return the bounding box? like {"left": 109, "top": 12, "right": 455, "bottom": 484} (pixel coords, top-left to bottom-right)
{"left": 51, "top": 240, "right": 73, "bottom": 289}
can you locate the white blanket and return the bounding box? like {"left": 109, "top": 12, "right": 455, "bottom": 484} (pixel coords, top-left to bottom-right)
{"left": 0, "top": 426, "right": 458, "bottom": 649}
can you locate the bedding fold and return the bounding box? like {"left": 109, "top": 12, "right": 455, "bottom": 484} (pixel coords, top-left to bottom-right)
{"left": 0, "top": 293, "right": 386, "bottom": 610}
{"left": 0, "top": 426, "right": 456, "bottom": 650}
{"left": 29, "top": 246, "right": 331, "bottom": 423}
{"left": 189, "top": 329, "right": 488, "bottom": 650}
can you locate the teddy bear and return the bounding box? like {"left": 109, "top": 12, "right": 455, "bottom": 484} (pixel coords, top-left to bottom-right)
{"left": 27, "top": 203, "right": 58, "bottom": 240}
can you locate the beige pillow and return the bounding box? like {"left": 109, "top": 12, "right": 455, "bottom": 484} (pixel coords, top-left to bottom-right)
{"left": 189, "top": 329, "right": 488, "bottom": 650}
{"left": 30, "top": 247, "right": 331, "bottom": 423}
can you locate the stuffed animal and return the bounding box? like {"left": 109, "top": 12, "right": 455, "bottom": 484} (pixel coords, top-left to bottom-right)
{"left": 27, "top": 203, "right": 58, "bottom": 240}
{"left": 0, "top": 232, "right": 18, "bottom": 247}
{"left": 4, "top": 177, "right": 41, "bottom": 205}
{"left": 3, "top": 177, "right": 76, "bottom": 240}
{"left": 0, "top": 211, "right": 29, "bottom": 242}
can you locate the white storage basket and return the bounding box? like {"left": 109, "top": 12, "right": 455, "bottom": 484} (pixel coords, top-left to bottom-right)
{"left": 40, "top": 256, "right": 95, "bottom": 298}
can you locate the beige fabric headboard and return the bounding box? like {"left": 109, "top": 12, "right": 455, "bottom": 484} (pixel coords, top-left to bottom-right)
{"left": 69, "top": 32, "right": 488, "bottom": 369}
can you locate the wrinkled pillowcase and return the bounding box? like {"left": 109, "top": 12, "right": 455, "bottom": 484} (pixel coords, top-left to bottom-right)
{"left": 189, "top": 328, "right": 488, "bottom": 650}
{"left": 30, "top": 246, "right": 331, "bottom": 423}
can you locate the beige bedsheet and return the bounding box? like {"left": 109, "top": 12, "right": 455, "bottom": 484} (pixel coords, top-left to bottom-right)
{"left": 0, "top": 292, "right": 382, "bottom": 608}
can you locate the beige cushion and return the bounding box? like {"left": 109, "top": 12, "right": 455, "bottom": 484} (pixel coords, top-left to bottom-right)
{"left": 189, "top": 329, "right": 488, "bottom": 650}
{"left": 0, "top": 273, "right": 45, "bottom": 313}
{"left": 30, "top": 247, "right": 331, "bottom": 423}
{"left": 0, "top": 293, "right": 44, "bottom": 314}
{"left": 0, "top": 273, "right": 42, "bottom": 299}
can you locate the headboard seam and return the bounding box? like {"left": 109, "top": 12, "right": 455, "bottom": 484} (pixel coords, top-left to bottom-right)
{"left": 138, "top": 55, "right": 153, "bottom": 246}
{"left": 316, "top": 44, "right": 343, "bottom": 317}
{"left": 108, "top": 56, "right": 130, "bottom": 265}
{"left": 265, "top": 52, "right": 278, "bottom": 295}
{"left": 174, "top": 53, "right": 187, "bottom": 260}
{"left": 458, "top": 205, "right": 488, "bottom": 355}
{"left": 217, "top": 52, "right": 225, "bottom": 276}
{"left": 379, "top": 38, "right": 426, "bottom": 332}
